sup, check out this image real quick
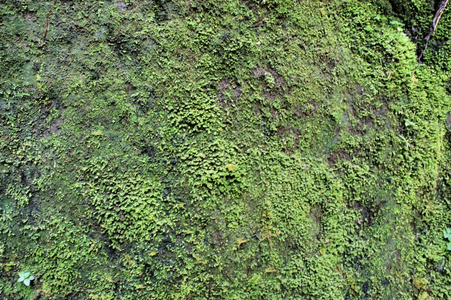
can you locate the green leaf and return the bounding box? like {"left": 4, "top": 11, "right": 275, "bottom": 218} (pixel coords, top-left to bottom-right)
{"left": 18, "top": 271, "right": 34, "bottom": 285}
{"left": 447, "top": 243, "right": 451, "bottom": 251}
{"left": 444, "top": 228, "right": 451, "bottom": 239}
{"left": 18, "top": 271, "right": 30, "bottom": 282}
{"left": 19, "top": 271, "right": 30, "bottom": 277}
{"left": 444, "top": 229, "right": 451, "bottom": 240}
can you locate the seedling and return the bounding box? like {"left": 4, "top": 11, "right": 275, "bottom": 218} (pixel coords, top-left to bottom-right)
{"left": 443, "top": 228, "right": 451, "bottom": 251}
{"left": 17, "top": 271, "right": 34, "bottom": 287}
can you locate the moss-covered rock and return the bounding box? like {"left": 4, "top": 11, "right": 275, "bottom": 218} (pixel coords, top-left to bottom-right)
{"left": 1, "top": 0, "right": 451, "bottom": 298}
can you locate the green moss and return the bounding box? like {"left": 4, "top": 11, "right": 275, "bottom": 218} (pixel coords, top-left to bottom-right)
{"left": 1, "top": 0, "right": 451, "bottom": 298}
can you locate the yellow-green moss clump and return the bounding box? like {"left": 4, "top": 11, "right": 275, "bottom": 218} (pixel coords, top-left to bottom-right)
{"left": 1, "top": 0, "right": 451, "bottom": 298}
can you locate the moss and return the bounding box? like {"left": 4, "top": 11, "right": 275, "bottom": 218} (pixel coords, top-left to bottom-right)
{"left": 1, "top": 0, "right": 451, "bottom": 298}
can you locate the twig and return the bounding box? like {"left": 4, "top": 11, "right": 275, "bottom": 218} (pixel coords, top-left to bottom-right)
{"left": 42, "top": 0, "right": 57, "bottom": 44}
{"left": 419, "top": 0, "right": 449, "bottom": 62}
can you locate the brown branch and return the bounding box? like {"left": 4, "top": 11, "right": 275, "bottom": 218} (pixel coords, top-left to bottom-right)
{"left": 42, "top": 0, "right": 57, "bottom": 44}
{"left": 419, "top": 0, "right": 449, "bottom": 62}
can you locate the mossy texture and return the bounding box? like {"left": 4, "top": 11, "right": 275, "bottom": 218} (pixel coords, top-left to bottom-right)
{"left": 1, "top": 0, "right": 451, "bottom": 298}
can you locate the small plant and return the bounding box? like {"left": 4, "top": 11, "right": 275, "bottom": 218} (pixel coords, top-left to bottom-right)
{"left": 17, "top": 271, "right": 34, "bottom": 286}
{"left": 443, "top": 228, "right": 451, "bottom": 250}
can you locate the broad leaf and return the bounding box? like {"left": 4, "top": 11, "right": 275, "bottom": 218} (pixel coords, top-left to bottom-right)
{"left": 443, "top": 228, "right": 451, "bottom": 240}
{"left": 17, "top": 271, "right": 30, "bottom": 282}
